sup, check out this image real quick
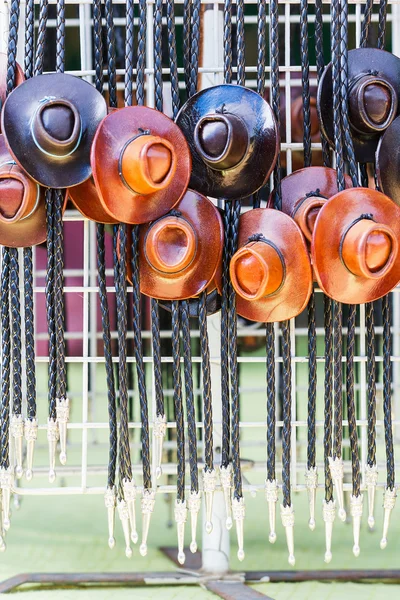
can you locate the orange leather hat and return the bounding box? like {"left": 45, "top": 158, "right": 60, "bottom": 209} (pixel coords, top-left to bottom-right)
{"left": 1, "top": 73, "right": 107, "bottom": 188}
{"left": 275, "top": 166, "right": 353, "bottom": 244}
{"left": 91, "top": 106, "right": 191, "bottom": 225}
{"left": 311, "top": 188, "right": 400, "bottom": 303}
{"left": 0, "top": 53, "right": 25, "bottom": 133}
{"left": 138, "top": 189, "right": 223, "bottom": 300}
{"left": 376, "top": 115, "right": 400, "bottom": 207}
{"left": 66, "top": 178, "right": 117, "bottom": 224}
{"left": 0, "top": 135, "right": 46, "bottom": 247}
{"left": 176, "top": 84, "right": 278, "bottom": 200}
{"left": 228, "top": 209, "right": 312, "bottom": 323}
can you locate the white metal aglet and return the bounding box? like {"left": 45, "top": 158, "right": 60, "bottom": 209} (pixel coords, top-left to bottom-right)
{"left": 47, "top": 417, "right": 59, "bottom": 483}
{"left": 122, "top": 478, "right": 138, "bottom": 544}
{"left": 188, "top": 491, "right": 201, "bottom": 553}
{"left": 232, "top": 496, "right": 245, "bottom": 562}
{"left": 56, "top": 397, "right": 70, "bottom": 466}
{"left": 305, "top": 467, "right": 318, "bottom": 531}
{"left": 329, "top": 456, "right": 346, "bottom": 522}
{"left": 265, "top": 478, "right": 278, "bottom": 544}
{"left": 104, "top": 486, "right": 116, "bottom": 549}
{"left": 10, "top": 415, "right": 24, "bottom": 479}
{"left": 322, "top": 499, "right": 336, "bottom": 563}
{"left": 219, "top": 464, "right": 233, "bottom": 530}
{"left": 365, "top": 464, "right": 378, "bottom": 529}
{"left": 380, "top": 486, "right": 396, "bottom": 550}
{"left": 203, "top": 468, "right": 216, "bottom": 534}
{"left": 350, "top": 494, "right": 363, "bottom": 557}
{"left": 0, "top": 467, "right": 13, "bottom": 531}
{"left": 174, "top": 499, "right": 188, "bottom": 565}
{"left": 24, "top": 418, "right": 38, "bottom": 481}
{"left": 117, "top": 499, "right": 132, "bottom": 558}
{"left": 153, "top": 414, "right": 167, "bottom": 479}
{"left": 281, "top": 503, "right": 295, "bottom": 566}
{"left": 139, "top": 489, "right": 155, "bottom": 557}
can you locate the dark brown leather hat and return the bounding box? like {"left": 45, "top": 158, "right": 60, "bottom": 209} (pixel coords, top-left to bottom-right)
{"left": 228, "top": 209, "right": 312, "bottom": 323}
{"left": 0, "top": 135, "right": 46, "bottom": 247}
{"left": 311, "top": 188, "right": 400, "bottom": 303}
{"left": 138, "top": 189, "right": 223, "bottom": 300}
{"left": 275, "top": 166, "right": 353, "bottom": 243}
{"left": 1, "top": 72, "right": 107, "bottom": 189}
{"left": 376, "top": 115, "right": 400, "bottom": 207}
{"left": 318, "top": 48, "right": 400, "bottom": 163}
{"left": 176, "top": 84, "right": 278, "bottom": 200}
{"left": 91, "top": 106, "right": 191, "bottom": 225}
{"left": 0, "top": 53, "right": 25, "bottom": 133}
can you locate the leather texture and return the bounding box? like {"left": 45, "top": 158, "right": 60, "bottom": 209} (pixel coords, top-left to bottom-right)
{"left": 376, "top": 115, "right": 400, "bottom": 207}
{"left": 0, "top": 52, "right": 25, "bottom": 134}
{"left": 311, "top": 187, "right": 400, "bottom": 303}
{"left": 66, "top": 177, "right": 117, "bottom": 224}
{"left": 91, "top": 106, "right": 191, "bottom": 224}
{"left": 1, "top": 72, "right": 107, "bottom": 188}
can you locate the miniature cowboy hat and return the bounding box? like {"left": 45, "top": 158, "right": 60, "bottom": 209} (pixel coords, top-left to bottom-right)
{"left": 1, "top": 72, "right": 107, "bottom": 188}
{"left": 228, "top": 208, "right": 312, "bottom": 323}
{"left": 376, "top": 115, "right": 400, "bottom": 207}
{"left": 275, "top": 166, "right": 353, "bottom": 243}
{"left": 176, "top": 84, "right": 278, "bottom": 200}
{"left": 0, "top": 52, "right": 25, "bottom": 131}
{"left": 0, "top": 134, "right": 46, "bottom": 247}
{"left": 311, "top": 187, "right": 400, "bottom": 304}
{"left": 318, "top": 48, "right": 400, "bottom": 163}
{"left": 91, "top": 106, "right": 191, "bottom": 225}
{"left": 67, "top": 178, "right": 117, "bottom": 224}
{"left": 138, "top": 189, "right": 223, "bottom": 301}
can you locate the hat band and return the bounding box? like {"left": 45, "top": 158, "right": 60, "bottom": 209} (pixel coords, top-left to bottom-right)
{"left": 31, "top": 97, "right": 83, "bottom": 159}
{"left": 0, "top": 161, "right": 40, "bottom": 222}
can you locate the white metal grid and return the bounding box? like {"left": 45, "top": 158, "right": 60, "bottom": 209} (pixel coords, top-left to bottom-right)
{"left": 0, "top": 0, "right": 399, "bottom": 559}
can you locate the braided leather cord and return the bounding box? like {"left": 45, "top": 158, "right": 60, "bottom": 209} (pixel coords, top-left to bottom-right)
{"left": 137, "top": 0, "right": 147, "bottom": 106}
{"left": 24, "top": 0, "right": 34, "bottom": 78}
{"left": 266, "top": 322, "right": 276, "bottom": 482}
{"left": 330, "top": 0, "right": 345, "bottom": 191}
{"left": 105, "top": 0, "right": 117, "bottom": 108}
{"left": 366, "top": 302, "right": 376, "bottom": 467}
{"left": 270, "top": 0, "right": 282, "bottom": 209}
{"left": 377, "top": 0, "right": 388, "bottom": 49}
{"left": 199, "top": 291, "right": 213, "bottom": 472}
{"left": 167, "top": 0, "right": 180, "bottom": 116}
{"left": 180, "top": 301, "right": 199, "bottom": 493}
{"left": 56, "top": 0, "right": 65, "bottom": 73}
{"left": 0, "top": 249, "right": 11, "bottom": 468}
{"left": 34, "top": 0, "right": 48, "bottom": 76}
{"left": 154, "top": 0, "right": 163, "bottom": 113}
{"left": 183, "top": 0, "right": 192, "bottom": 96}
{"left": 257, "top": 0, "right": 266, "bottom": 96}
{"left": 125, "top": 0, "right": 135, "bottom": 106}
{"left": 347, "top": 304, "right": 361, "bottom": 497}
{"left": 300, "top": 0, "right": 311, "bottom": 168}
{"left": 382, "top": 294, "right": 395, "bottom": 490}
{"left": 171, "top": 301, "right": 185, "bottom": 501}
{"left": 224, "top": 0, "right": 233, "bottom": 85}
{"left": 314, "top": 0, "right": 331, "bottom": 167}
{"left": 6, "top": 0, "right": 20, "bottom": 94}
{"left": 54, "top": 189, "right": 67, "bottom": 401}
{"left": 45, "top": 189, "right": 57, "bottom": 422}
{"left": 332, "top": 301, "right": 343, "bottom": 460}
{"left": 236, "top": 0, "right": 245, "bottom": 87}
{"left": 93, "top": 0, "right": 104, "bottom": 92}
{"left": 360, "top": 0, "right": 374, "bottom": 48}
{"left": 220, "top": 205, "right": 231, "bottom": 468}
{"left": 10, "top": 248, "right": 22, "bottom": 416}
{"left": 281, "top": 321, "right": 292, "bottom": 507}
{"left": 324, "top": 296, "right": 334, "bottom": 502}
{"left": 189, "top": 0, "right": 201, "bottom": 97}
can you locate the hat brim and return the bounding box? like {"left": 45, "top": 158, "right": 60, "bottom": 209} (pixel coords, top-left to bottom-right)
{"left": 91, "top": 106, "right": 191, "bottom": 225}
{"left": 176, "top": 84, "right": 278, "bottom": 200}
{"left": 0, "top": 53, "right": 25, "bottom": 134}
{"left": 312, "top": 187, "right": 400, "bottom": 303}
{"left": 230, "top": 209, "right": 312, "bottom": 323}
{"left": 138, "top": 190, "right": 223, "bottom": 300}
{"left": 67, "top": 178, "right": 118, "bottom": 224}
{"left": 318, "top": 48, "right": 400, "bottom": 163}
{"left": 376, "top": 116, "right": 400, "bottom": 207}
{"left": 1, "top": 72, "right": 107, "bottom": 189}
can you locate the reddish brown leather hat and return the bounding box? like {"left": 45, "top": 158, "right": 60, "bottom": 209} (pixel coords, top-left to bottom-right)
{"left": 91, "top": 106, "right": 191, "bottom": 225}
{"left": 67, "top": 178, "right": 117, "bottom": 224}
{"left": 0, "top": 53, "right": 25, "bottom": 132}
{"left": 275, "top": 167, "right": 353, "bottom": 244}
{"left": 0, "top": 135, "right": 46, "bottom": 247}
{"left": 176, "top": 84, "right": 278, "bottom": 200}
{"left": 311, "top": 188, "right": 400, "bottom": 304}
{"left": 138, "top": 189, "right": 223, "bottom": 300}
{"left": 228, "top": 209, "right": 312, "bottom": 323}
{"left": 376, "top": 115, "right": 400, "bottom": 207}
{"left": 1, "top": 72, "right": 107, "bottom": 188}
{"left": 318, "top": 48, "right": 400, "bottom": 163}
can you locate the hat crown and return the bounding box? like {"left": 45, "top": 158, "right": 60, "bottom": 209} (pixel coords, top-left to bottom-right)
{"left": 0, "top": 178, "right": 24, "bottom": 219}
{"left": 32, "top": 98, "right": 82, "bottom": 158}
{"left": 0, "top": 164, "right": 39, "bottom": 224}
{"left": 349, "top": 74, "right": 398, "bottom": 134}
{"left": 230, "top": 240, "right": 284, "bottom": 301}
{"left": 194, "top": 112, "right": 249, "bottom": 171}
{"left": 145, "top": 215, "right": 196, "bottom": 274}
{"left": 121, "top": 134, "right": 176, "bottom": 196}
{"left": 292, "top": 194, "right": 327, "bottom": 243}
{"left": 341, "top": 217, "right": 398, "bottom": 280}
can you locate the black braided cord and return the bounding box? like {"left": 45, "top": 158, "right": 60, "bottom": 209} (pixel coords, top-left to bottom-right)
{"left": 0, "top": 249, "right": 11, "bottom": 469}
{"left": 199, "top": 292, "right": 213, "bottom": 472}
{"left": 54, "top": 189, "right": 66, "bottom": 402}
{"left": 281, "top": 321, "right": 292, "bottom": 507}
{"left": 171, "top": 302, "right": 185, "bottom": 501}
{"left": 167, "top": 0, "right": 180, "bottom": 116}
{"left": 56, "top": 0, "right": 65, "bottom": 73}
{"left": 382, "top": 295, "right": 395, "bottom": 491}
{"left": 220, "top": 205, "right": 231, "bottom": 469}
{"left": 377, "top": 0, "right": 388, "bottom": 49}
{"left": 366, "top": 303, "right": 376, "bottom": 468}
{"left": 360, "top": 0, "right": 374, "bottom": 48}
{"left": 45, "top": 189, "right": 57, "bottom": 423}
{"left": 300, "top": 0, "right": 311, "bottom": 169}
{"left": 266, "top": 322, "right": 276, "bottom": 482}
{"left": 314, "top": 0, "right": 331, "bottom": 167}
{"left": 183, "top": 0, "right": 192, "bottom": 97}
{"left": 224, "top": 0, "right": 233, "bottom": 85}
{"left": 270, "top": 0, "right": 282, "bottom": 209}
{"left": 125, "top": 0, "right": 135, "bottom": 107}
{"left": 10, "top": 248, "right": 22, "bottom": 417}
{"left": 324, "top": 296, "right": 334, "bottom": 502}
{"left": 105, "top": 0, "right": 118, "bottom": 109}
{"left": 154, "top": 0, "right": 163, "bottom": 113}
{"left": 24, "top": 0, "right": 34, "bottom": 79}
{"left": 236, "top": 0, "right": 245, "bottom": 87}
{"left": 257, "top": 0, "right": 266, "bottom": 97}
{"left": 189, "top": 0, "right": 201, "bottom": 98}
{"left": 137, "top": 0, "right": 147, "bottom": 107}
{"left": 346, "top": 305, "right": 361, "bottom": 497}
{"left": 34, "top": 0, "right": 48, "bottom": 76}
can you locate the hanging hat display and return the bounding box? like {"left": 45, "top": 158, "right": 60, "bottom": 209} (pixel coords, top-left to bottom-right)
{"left": 91, "top": 106, "right": 191, "bottom": 225}
{"left": 317, "top": 48, "right": 400, "bottom": 163}
{"left": 1, "top": 72, "right": 107, "bottom": 188}
{"left": 0, "top": 53, "right": 25, "bottom": 131}
{"left": 311, "top": 187, "right": 400, "bottom": 304}
{"left": 0, "top": 135, "right": 46, "bottom": 247}
{"left": 138, "top": 189, "right": 223, "bottom": 300}
{"left": 276, "top": 166, "right": 353, "bottom": 244}
{"left": 376, "top": 115, "right": 400, "bottom": 206}
{"left": 176, "top": 84, "right": 278, "bottom": 199}
{"left": 66, "top": 178, "right": 117, "bottom": 224}
{"left": 228, "top": 208, "right": 312, "bottom": 323}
